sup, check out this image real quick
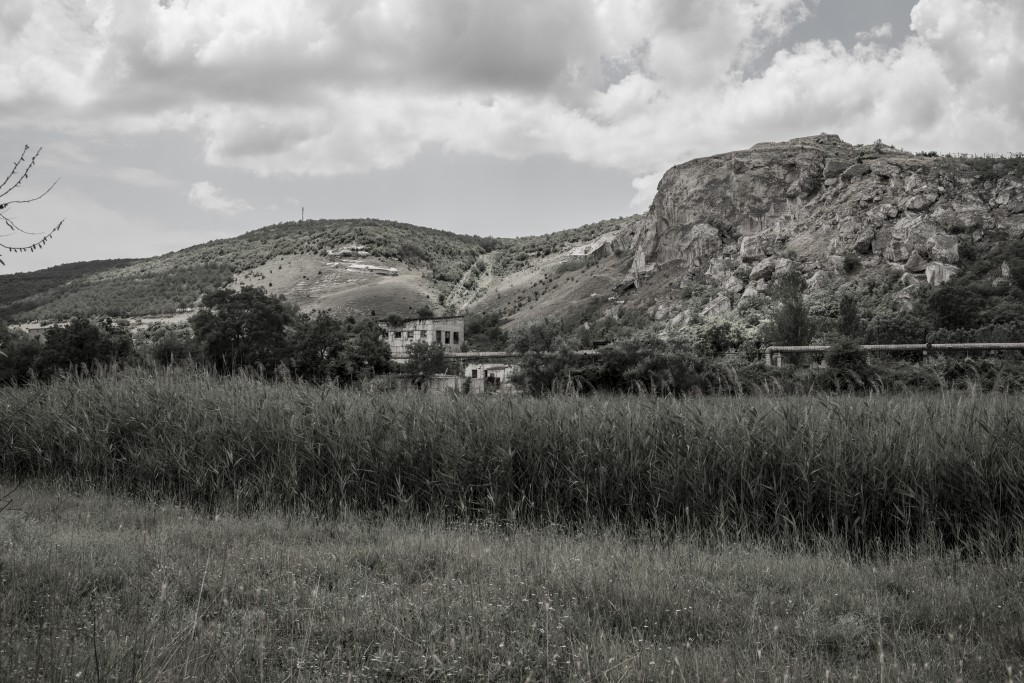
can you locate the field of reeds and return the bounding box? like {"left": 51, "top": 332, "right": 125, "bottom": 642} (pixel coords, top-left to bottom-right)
{"left": 4, "top": 367, "right": 1024, "bottom": 554}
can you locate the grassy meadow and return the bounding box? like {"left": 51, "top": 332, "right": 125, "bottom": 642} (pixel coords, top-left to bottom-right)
{"left": 2, "top": 483, "right": 1023, "bottom": 681}
{"left": 3, "top": 368, "right": 1024, "bottom": 679}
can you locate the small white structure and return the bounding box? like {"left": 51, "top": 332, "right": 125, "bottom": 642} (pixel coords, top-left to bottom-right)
{"left": 13, "top": 322, "right": 67, "bottom": 340}
{"left": 463, "top": 362, "right": 519, "bottom": 393}
{"left": 337, "top": 262, "right": 398, "bottom": 276}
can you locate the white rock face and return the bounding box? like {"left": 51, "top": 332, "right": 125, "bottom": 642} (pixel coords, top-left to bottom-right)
{"left": 739, "top": 235, "right": 769, "bottom": 262}
{"left": 926, "top": 262, "right": 960, "bottom": 286}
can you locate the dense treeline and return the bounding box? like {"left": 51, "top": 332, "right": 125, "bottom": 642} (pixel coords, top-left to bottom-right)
{"left": 0, "top": 286, "right": 392, "bottom": 384}
{"left": 6, "top": 272, "right": 1024, "bottom": 394}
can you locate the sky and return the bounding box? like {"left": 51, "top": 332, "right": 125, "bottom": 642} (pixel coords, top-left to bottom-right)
{"left": 2, "top": 0, "right": 1023, "bottom": 273}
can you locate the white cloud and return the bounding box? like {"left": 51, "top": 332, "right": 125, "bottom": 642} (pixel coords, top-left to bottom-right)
{"left": 2, "top": 0, "right": 1024, "bottom": 210}
{"left": 856, "top": 23, "right": 893, "bottom": 42}
{"left": 188, "top": 181, "right": 252, "bottom": 214}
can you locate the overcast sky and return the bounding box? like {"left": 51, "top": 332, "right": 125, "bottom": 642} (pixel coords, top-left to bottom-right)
{"left": 2, "top": 0, "right": 1022, "bottom": 273}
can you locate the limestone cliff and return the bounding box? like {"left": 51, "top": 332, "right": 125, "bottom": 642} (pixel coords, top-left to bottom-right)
{"left": 620, "top": 133, "right": 1024, "bottom": 314}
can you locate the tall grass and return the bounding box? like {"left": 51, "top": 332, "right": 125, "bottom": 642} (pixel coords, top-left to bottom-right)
{"left": 3, "top": 367, "right": 1024, "bottom": 553}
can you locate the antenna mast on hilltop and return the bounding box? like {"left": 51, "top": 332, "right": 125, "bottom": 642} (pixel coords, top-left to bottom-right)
{"left": 301, "top": 206, "right": 304, "bottom": 222}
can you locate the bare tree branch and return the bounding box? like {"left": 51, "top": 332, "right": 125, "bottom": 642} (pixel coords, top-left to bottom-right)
{"left": 0, "top": 146, "right": 64, "bottom": 266}
{"left": 0, "top": 145, "right": 42, "bottom": 200}
{"left": 0, "top": 145, "right": 30, "bottom": 196}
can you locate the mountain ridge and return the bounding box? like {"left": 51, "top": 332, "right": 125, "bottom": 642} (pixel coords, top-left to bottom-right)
{"left": 4, "top": 134, "right": 1024, "bottom": 347}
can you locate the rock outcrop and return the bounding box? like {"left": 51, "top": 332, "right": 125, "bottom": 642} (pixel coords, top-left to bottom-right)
{"left": 623, "top": 133, "right": 1024, "bottom": 321}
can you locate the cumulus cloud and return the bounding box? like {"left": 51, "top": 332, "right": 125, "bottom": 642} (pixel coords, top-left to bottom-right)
{"left": 188, "top": 181, "right": 252, "bottom": 214}
{"left": 3, "top": 0, "right": 1024, "bottom": 209}
{"left": 856, "top": 23, "right": 893, "bottom": 42}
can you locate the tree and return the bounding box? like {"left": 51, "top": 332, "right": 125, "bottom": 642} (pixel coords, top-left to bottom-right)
{"left": 766, "top": 271, "right": 815, "bottom": 346}
{"left": 404, "top": 340, "right": 447, "bottom": 380}
{"left": 925, "top": 282, "right": 983, "bottom": 330}
{"left": 190, "top": 286, "right": 296, "bottom": 373}
{"left": 510, "top": 318, "right": 576, "bottom": 354}
{"left": 289, "top": 311, "right": 391, "bottom": 383}
{"left": 0, "top": 146, "right": 64, "bottom": 266}
{"left": 0, "top": 325, "right": 43, "bottom": 384}
{"left": 864, "top": 309, "right": 929, "bottom": 344}
{"left": 38, "top": 318, "right": 134, "bottom": 377}
{"left": 837, "top": 294, "right": 861, "bottom": 339}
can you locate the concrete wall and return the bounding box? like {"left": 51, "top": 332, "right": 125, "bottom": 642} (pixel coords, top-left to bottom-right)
{"left": 388, "top": 316, "right": 465, "bottom": 357}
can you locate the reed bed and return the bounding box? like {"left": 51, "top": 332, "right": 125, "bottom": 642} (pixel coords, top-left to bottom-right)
{"left": 3, "top": 367, "right": 1024, "bottom": 553}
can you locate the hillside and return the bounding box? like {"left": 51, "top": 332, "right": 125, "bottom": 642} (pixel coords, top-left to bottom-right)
{"left": 0, "top": 216, "right": 618, "bottom": 324}
{"left": 0, "top": 259, "right": 139, "bottom": 320}
{"left": 3, "top": 134, "right": 1024, "bottom": 346}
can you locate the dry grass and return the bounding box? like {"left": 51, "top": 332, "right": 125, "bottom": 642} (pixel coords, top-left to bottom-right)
{"left": 1, "top": 483, "right": 1023, "bottom": 681}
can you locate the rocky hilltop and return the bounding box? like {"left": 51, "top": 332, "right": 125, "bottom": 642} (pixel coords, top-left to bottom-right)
{"left": 600, "top": 133, "right": 1024, "bottom": 328}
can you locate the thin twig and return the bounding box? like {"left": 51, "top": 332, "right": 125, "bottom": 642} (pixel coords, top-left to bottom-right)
{"left": 0, "top": 146, "right": 41, "bottom": 200}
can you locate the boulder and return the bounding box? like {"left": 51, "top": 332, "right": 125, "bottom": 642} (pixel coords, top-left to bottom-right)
{"left": 905, "top": 192, "right": 940, "bottom": 212}
{"left": 705, "top": 256, "right": 738, "bottom": 284}
{"left": 786, "top": 170, "right": 822, "bottom": 198}
{"left": 723, "top": 275, "right": 746, "bottom": 294}
{"left": 739, "top": 235, "right": 769, "bottom": 262}
{"left": 904, "top": 252, "right": 928, "bottom": 273}
{"left": 774, "top": 258, "right": 797, "bottom": 277}
{"left": 870, "top": 160, "right": 901, "bottom": 178}
{"left": 750, "top": 258, "right": 775, "bottom": 281}
{"left": 933, "top": 203, "right": 988, "bottom": 232}
{"left": 741, "top": 280, "right": 770, "bottom": 299}
{"left": 806, "top": 270, "right": 831, "bottom": 291}
{"left": 829, "top": 219, "right": 876, "bottom": 255}
{"left": 1003, "top": 261, "right": 1012, "bottom": 278}
{"left": 824, "top": 158, "right": 853, "bottom": 179}
{"left": 899, "top": 272, "right": 922, "bottom": 287}
{"left": 701, "top": 295, "right": 732, "bottom": 318}
{"left": 884, "top": 239, "right": 914, "bottom": 263}
{"left": 926, "top": 262, "right": 961, "bottom": 286}
{"left": 884, "top": 215, "right": 939, "bottom": 262}
{"left": 926, "top": 234, "right": 960, "bottom": 264}
{"left": 841, "top": 163, "right": 872, "bottom": 181}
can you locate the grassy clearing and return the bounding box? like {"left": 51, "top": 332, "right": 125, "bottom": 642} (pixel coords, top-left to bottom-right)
{"left": 1, "top": 483, "right": 1023, "bottom": 681}
{"left": 4, "top": 369, "right": 1024, "bottom": 553}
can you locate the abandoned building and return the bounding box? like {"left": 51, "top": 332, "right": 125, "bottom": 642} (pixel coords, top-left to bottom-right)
{"left": 386, "top": 315, "right": 465, "bottom": 358}
{"left": 463, "top": 363, "right": 519, "bottom": 393}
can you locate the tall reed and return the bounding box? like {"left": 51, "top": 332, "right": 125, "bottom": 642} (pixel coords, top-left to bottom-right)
{"left": 3, "top": 367, "right": 1023, "bottom": 552}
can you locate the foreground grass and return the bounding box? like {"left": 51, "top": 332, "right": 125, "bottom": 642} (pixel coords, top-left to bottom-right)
{"left": 1, "top": 483, "right": 1023, "bottom": 682}
{"left": 4, "top": 369, "right": 1024, "bottom": 552}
